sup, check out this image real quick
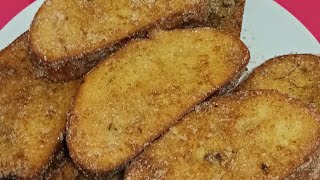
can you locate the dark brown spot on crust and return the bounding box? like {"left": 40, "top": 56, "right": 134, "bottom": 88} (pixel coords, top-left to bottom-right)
{"left": 204, "top": 152, "right": 223, "bottom": 164}
{"left": 215, "top": 153, "right": 223, "bottom": 162}
{"left": 108, "top": 123, "right": 118, "bottom": 131}
{"left": 45, "top": 106, "right": 57, "bottom": 118}
{"left": 138, "top": 127, "right": 142, "bottom": 133}
{"left": 261, "top": 163, "right": 270, "bottom": 174}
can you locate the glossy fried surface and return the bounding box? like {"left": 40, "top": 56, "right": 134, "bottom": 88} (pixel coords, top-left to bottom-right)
{"left": 30, "top": 0, "right": 206, "bottom": 60}
{"left": 0, "top": 33, "right": 78, "bottom": 178}
{"left": 238, "top": 54, "right": 320, "bottom": 110}
{"left": 67, "top": 29, "right": 249, "bottom": 175}
{"left": 126, "top": 90, "right": 320, "bottom": 179}
{"left": 29, "top": 0, "right": 208, "bottom": 82}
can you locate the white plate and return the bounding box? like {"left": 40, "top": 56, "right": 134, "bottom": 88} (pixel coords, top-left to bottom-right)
{"left": 241, "top": 0, "right": 320, "bottom": 70}
{"left": 0, "top": 0, "right": 319, "bottom": 71}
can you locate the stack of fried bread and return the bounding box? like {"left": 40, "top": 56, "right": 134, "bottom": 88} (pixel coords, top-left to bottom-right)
{"left": 29, "top": 0, "right": 245, "bottom": 82}
{"left": 125, "top": 90, "right": 320, "bottom": 179}
{"left": 1, "top": 0, "right": 320, "bottom": 179}
{"left": 29, "top": 0, "right": 208, "bottom": 82}
{"left": 66, "top": 28, "right": 249, "bottom": 178}
{"left": 0, "top": 33, "right": 79, "bottom": 179}
{"left": 126, "top": 54, "right": 320, "bottom": 179}
{"left": 237, "top": 54, "right": 320, "bottom": 110}
{"left": 237, "top": 54, "right": 320, "bottom": 179}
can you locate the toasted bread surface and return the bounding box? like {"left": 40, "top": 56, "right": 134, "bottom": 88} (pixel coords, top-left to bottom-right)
{"left": 0, "top": 33, "right": 79, "bottom": 179}
{"left": 125, "top": 90, "right": 320, "bottom": 179}
{"left": 67, "top": 28, "right": 249, "bottom": 175}
{"left": 29, "top": 0, "right": 208, "bottom": 82}
{"left": 237, "top": 54, "right": 320, "bottom": 110}
{"left": 206, "top": 0, "right": 245, "bottom": 36}
{"left": 237, "top": 54, "right": 320, "bottom": 179}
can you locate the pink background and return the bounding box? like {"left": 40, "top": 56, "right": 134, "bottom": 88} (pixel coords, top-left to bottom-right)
{"left": 0, "top": 0, "right": 35, "bottom": 29}
{"left": 275, "top": 0, "right": 320, "bottom": 43}
{"left": 0, "top": 0, "right": 319, "bottom": 42}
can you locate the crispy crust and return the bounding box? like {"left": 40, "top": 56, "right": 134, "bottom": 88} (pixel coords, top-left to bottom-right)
{"left": 237, "top": 54, "right": 320, "bottom": 111}
{"left": 2, "top": 143, "right": 66, "bottom": 180}
{"left": 66, "top": 28, "right": 249, "bottom": 176}
{"left": 49, "top": 158, "right": 125, "bottom": 180}
{"left": 181, "top": 0, "right": 246, "bottom": 37}
{"left": 41, "top": 141, "right": 67, "bottom": 180}
{"left": 29, "top": 36, "right": 131, "bottom": 82}
{"left": 182, "top": 0, "right": 248, "bottom": 35}
{"left": 125, "top": 90, "right": 320, "bottom": 179}
{"left": 287, "top": 148, "right": 320, "bottom": 179}
{"left": 205, "top": 0, "right": 245, "bottom": 37}
{"left": 0, "top": 32, "right": 79, "bottom": 179}
{"left": 236, "top": 54, "right": 320, "bottom": 179}
{"left": 29, "top": 0, "right": 208, "bottom": 82}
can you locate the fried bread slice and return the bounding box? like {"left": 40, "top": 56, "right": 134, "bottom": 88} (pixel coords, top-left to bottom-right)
{"left": 67, "top": 28, "right": 249, "bottom": 176}
{"left": 125, "top": 90, "right": 320, "bottom": 179}
{"left": 237, "top": 54, "right": 320, "bottom": 110}
{"left": 0, "top": 33, "right": 79, "bottom": 179}
{"left": 236, "top": 54, "right": 320, "bottom": 179}
{"left": 29, "top": 0, "right": 208, "bottom": 82}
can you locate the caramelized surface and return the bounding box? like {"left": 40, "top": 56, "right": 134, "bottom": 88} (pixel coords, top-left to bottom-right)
{"left": 67, "top": 29, "right": 249, "bottom": 174}
{"left": 206, "top": 0, "right": 245, "bottom": 36}
{"left": 238, "top": 54, "right": 320, "bottom": 110}
{"left": 126, "top": 90, "right": 320, "bottom": 179}
{"left": 30, "top": 0, "right": 207, "bottom": 61}
{"left": 0, "top": 33, "right": 78, "bottom": 178}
